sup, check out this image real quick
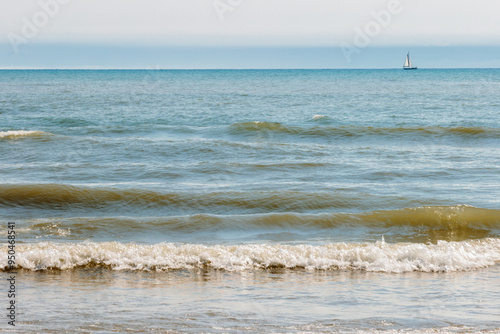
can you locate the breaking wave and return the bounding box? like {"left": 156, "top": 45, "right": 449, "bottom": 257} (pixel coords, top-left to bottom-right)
{"left": 2, "top": 239, "right": 499, "bottom": 272}
{"left": 0, "top": 130, "right": 50, "bottom": 139}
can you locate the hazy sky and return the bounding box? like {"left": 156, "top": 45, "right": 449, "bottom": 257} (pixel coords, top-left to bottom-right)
{"left": 1, "top": 0, "right": 500, "bottom": 68}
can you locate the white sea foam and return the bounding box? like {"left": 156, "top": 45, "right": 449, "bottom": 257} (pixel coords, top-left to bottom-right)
{"left": 0, "top": 130, "right": 48, "bottom": 139}
{"left": 312, "top": 115, "right": 328, "bottom": 119}
{"left": 2, "top": 239, "right": 499, "bottom": 272}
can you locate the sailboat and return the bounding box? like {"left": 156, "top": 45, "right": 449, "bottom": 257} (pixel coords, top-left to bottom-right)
{"left": 403, "top": 52, "right": 417, "bottom": 70}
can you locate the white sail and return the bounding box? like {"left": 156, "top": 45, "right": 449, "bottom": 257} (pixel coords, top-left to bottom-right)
{"left": 403, "top": 52, "right": 416, "bottom": 69}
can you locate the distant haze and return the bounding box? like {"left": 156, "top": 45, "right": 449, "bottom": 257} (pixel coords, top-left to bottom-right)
{"left": 1, "top": 0, "right": 500, "bottom": 68}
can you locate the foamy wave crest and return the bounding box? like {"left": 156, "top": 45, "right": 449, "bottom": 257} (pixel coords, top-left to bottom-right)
{"left": 0, "top": 130, "right": 50, "bottom": 139}
{"left": 2, "top": 239, "right": 499, "bottom": 272}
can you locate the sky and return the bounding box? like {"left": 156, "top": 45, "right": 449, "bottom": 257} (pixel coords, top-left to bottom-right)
{"left": 1, "top": 0, "right": 500, "bottom": 68}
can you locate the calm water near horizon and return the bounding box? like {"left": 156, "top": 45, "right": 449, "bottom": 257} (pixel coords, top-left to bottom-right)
{"left": 1, "top": 69, "right": 500, "bottom": 333}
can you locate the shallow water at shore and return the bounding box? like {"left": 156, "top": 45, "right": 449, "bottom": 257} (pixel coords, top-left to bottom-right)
{"left": 2, "top": 266, "right": 499, "bottom": 333}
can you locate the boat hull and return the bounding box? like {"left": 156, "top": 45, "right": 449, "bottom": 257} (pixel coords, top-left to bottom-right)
{"left": 403, "top": 67, "right": 418, "bottom": 70}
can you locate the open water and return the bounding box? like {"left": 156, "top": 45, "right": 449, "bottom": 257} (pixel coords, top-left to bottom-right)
{"left": 1, "top": 69, "right": 500, "bottom": 333}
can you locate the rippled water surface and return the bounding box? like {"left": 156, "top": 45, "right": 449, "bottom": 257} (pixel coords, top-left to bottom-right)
{"left": 1, "top": 69, "right": 500, "bottom": 333}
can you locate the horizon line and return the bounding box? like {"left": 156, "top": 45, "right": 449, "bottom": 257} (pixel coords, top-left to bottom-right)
{"left": 1, "top": 67, "right": 499, "bottom": 70}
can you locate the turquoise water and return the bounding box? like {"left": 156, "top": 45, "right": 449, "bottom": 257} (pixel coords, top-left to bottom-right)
{"left": 1, "top": 69, "right": 500, "bottom": 333}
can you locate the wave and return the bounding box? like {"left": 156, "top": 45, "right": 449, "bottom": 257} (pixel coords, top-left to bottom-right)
{"left": 2, "top": 239, "right": 499, "bottom": 272}
{"left": 229, "top": 122, "right": 500, "bottom": 139}
{"left": 1, "top": 184, "right": 499, "bottom": 227}
{"left": 312, "top": 115, "right": 328, "bottom": 119}
{"left": 0, "top": 184, "right": 384, "bottom": 212}
{"left": 13, "top": 206, "right": 500, "bottom": 244}
{"left": 19, "top": 205, "right": 500, "bottom": 231}
{"left": 358, "top": 205, "right": 500, "bottom": 229}
{"left": 0, "top": 130, "right": 51, "bottom": 139}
